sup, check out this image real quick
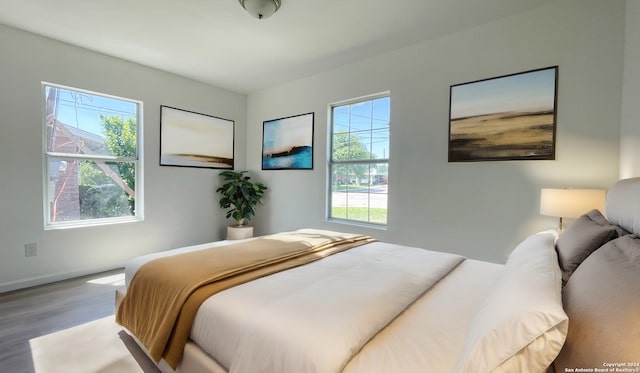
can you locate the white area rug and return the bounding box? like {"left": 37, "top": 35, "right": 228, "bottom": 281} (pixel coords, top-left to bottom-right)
{"left": 29, "top": 315, "right": 159, "bottom": 373}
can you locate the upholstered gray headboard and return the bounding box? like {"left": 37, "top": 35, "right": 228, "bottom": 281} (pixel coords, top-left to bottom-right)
{"left": 605, "top": 177, "right": 640, "bottom": 235}
{"left": 554, "top": 176, "right": 640, "bottom": 371}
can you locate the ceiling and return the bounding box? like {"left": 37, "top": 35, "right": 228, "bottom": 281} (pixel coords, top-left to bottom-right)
{"left": 0, "top": 0, "right": 557, "bottom": 94}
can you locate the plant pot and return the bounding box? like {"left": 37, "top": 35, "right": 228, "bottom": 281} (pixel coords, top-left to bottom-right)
{"left": 227, "top": 225, "right": 253, "bottom": 240}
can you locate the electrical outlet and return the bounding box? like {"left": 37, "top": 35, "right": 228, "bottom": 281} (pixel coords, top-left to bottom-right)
{"left": 25, "top": 243, "right": 38, "bottom": 257}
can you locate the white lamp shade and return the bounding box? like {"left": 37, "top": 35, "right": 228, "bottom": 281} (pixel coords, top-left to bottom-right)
{"left": 239, "top": 0, "right": 280, "bottom": 19}
{"left": 540, "top": 188, "right": 606, "bottom": 218}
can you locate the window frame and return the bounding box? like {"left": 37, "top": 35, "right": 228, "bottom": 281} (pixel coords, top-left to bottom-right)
{"left": 42, "top": 82, "right": 144, "bottom": 229}
{"left": 327, "top": 92, "right": 390, "bottom": 228}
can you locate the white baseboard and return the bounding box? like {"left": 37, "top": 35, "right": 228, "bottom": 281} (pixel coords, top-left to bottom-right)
{"left": 0, "top": 265, "right": 123, "bottom": 294}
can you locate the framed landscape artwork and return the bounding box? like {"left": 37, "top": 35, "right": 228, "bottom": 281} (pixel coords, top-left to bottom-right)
{"left": 160, "top": 106, "right": 234, "bottom": 169}
{"left": 448, "top": 66, "right": 558, "bottom": 162}
{"left": 262, "top": 112, "right": 314, "bottom": 170}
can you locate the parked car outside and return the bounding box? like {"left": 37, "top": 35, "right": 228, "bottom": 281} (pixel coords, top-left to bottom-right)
{"left": 373, "top": 175, "right": 388, "bottom": 184}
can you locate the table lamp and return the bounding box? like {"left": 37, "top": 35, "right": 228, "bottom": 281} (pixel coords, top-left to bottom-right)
{"left": 540, "top": 188, "right": 606, "bottom": 231}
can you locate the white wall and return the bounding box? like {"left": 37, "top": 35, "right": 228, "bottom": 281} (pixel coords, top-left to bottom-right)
{"left": 620, "top": 0, "right": 640, "bottom": 178}
{"left": 246, "top": 0, "right": 626, "bottom": 263}
{"left": 0, "top": 24, "right": 247, "bottom": 292}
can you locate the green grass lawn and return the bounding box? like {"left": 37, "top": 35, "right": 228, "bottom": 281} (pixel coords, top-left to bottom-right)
{"left": 331, "top": 207, "right": 387, "bottom": 224}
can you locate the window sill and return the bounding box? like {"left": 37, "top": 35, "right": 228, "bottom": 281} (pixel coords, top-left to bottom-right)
{"left": 44, "top": 216, "right": 143, "bottom": 230}
{"left": 326, "top": 218, "right": 387, "bottom": 231}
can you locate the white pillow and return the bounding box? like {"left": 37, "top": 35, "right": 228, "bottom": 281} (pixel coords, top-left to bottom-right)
{"left": 453, "top": 230, "right": 568, "bottom": 373}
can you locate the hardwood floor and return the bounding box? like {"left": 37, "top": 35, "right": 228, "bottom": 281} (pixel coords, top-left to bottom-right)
{"left": 0, "top": 269, "right": 124, "bottom": 373}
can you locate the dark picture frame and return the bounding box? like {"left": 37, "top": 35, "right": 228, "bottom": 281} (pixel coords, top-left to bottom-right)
{"left": 448, "top": 66, "right": 558, "bottom": 162}
{"left": 160, "top": 105, "right": 234, "bottom": 169}
{"left": 262, "top": 112, "right": 314, "bottom": 170}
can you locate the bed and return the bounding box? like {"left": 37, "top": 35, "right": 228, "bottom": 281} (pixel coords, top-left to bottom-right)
{"left": 116, "top": 177, "right": 640, "bottom": 373}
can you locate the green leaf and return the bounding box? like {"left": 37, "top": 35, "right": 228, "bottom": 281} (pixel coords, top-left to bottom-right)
{"left": 216, "top": 171, "right": 267, "bottom": 223}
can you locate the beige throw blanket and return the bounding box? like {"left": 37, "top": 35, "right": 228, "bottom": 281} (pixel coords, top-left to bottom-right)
{"left": 116, "top": 229, "right": 375, "bottom": 369}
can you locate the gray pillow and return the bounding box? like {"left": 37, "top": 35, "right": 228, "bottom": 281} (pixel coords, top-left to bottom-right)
{"left": 555, "top": 209, "right": 619, "bottom": 284}
{"left": 553, "top": 235, "right": 640, "bottom": 371}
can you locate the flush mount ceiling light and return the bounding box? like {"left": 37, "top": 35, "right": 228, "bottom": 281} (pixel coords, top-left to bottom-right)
{"left": 238, "top": 0, "right": 281, "bottom": 19}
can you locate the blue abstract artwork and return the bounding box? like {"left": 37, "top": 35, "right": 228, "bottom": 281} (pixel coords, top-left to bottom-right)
{"left": 262, "top": 112, "right": 314, "bottom": 170}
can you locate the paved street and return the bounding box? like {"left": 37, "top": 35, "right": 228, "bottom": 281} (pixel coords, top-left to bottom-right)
{"left": 331, "top": 185, "right": 388, "bottom": 208}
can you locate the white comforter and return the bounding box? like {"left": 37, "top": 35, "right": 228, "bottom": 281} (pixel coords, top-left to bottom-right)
{"left": 223, "top": 242, "right": 463, "bottom": 372}
{"left": 125, "top": 238, "right": 503, "bottom": 372}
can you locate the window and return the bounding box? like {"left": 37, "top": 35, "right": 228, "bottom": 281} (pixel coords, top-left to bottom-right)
{"left": 43, "top": 83, "right": 143, "bottom": 229}
{"left": 329, "top": 93, "right": 389, "bottom": 226}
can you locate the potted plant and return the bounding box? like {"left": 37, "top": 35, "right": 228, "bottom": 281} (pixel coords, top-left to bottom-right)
{"left": 216, "top": 170, "right": 268, "bottom": 227}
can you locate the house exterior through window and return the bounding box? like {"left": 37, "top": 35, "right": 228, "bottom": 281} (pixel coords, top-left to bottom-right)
{"left": 43, "top": 83, "right": 143, "bottom": 229}
{"left": 328, "top": 93, "right": 390, "bottom": 226}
